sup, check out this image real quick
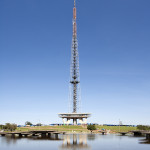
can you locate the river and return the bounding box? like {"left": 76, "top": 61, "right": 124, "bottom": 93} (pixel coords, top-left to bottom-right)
{"left": 0, "top": 133, "right": 150, "bottom": 150}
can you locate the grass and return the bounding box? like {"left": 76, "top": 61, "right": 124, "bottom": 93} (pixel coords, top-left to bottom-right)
{"left": 16, "top": 125, "right": 137, "bottom": 133}
{"left": 95, "top": 125, "right": 137, "bottom": 133}
{"left": 16, "top": 125, "right": 87, "bottom": 132}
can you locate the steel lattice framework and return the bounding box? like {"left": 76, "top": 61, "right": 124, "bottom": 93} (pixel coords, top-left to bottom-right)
{"left": 70, "top": 0, "right": 80, "bottom": 113}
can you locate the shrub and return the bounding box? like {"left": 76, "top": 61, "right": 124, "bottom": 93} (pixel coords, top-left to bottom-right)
{"left": 0, "top": 125, "right": 4, "bottom": 129}
{"left": 36, "top": 123, "right": 42, "bottom": 126}
{"left": 3, "top": 123, "right": 17, "bottom": 131}
{"left": 137, "top": 125, "right": 150, "bottom": 130}
{"left": 87, "top": 124, "right": 96, "bottom": 133}
{"left": 25, "top": 121, "right": 32, "bottom": 126}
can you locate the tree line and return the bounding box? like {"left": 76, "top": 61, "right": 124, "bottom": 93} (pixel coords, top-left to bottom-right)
{"left": 0, "top": 121, "right": 42, "bottom": 131}
{"left": 0, "top": 123, "right": 17, "bottom": 131}
{"left": 137, "top": 125, "right": 150, "bottom": 130}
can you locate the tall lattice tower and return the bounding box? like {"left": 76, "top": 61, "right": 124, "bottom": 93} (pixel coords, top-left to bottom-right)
{"left": 70, "top": 0, "right": 79, "bottom": 113}
{"left": 59, "top": 0, "right": 91, "bottom": 125}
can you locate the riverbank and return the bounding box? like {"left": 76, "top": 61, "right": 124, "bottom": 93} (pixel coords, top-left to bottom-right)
{"left": 16, "top": 125, "right": 137, "bottom": 133}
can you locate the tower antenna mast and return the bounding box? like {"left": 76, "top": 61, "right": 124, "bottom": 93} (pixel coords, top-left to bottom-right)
{"left": 58, "top": 0, "right": 91, "bottom": 125}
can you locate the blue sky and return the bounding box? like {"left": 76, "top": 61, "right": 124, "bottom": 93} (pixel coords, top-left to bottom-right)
{"left": 0, "top": 0, "right": 150, "bottom": 125}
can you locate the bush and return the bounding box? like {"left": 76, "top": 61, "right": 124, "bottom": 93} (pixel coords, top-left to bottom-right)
{"left": 25, "top": 121, "right": 32, "bottom": 126}
{"left": 36, "top": 123, "right": 42, "bottom": 126}
{"left": 87, "top": 124, "right": 96, "bottom": 133}
{"left": 3, "top": 123, "right": 17, "bottom": 131}
{"left": 137, "top": 125, "right": 150, "bottom": 130}
{"left": 0, "top": 125, "right": 4, "bottom": 129}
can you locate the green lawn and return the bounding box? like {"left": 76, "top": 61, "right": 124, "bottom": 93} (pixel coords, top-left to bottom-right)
{"left": 16, "top": 125, "right": 137, "bottom": 133}
{"left": 96, "top": 125, "right": 137, "bottom": 132}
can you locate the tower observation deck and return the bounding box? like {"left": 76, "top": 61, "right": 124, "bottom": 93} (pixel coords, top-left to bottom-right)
{"left": 58, "top": 0, "right": 91, "bottom": 125}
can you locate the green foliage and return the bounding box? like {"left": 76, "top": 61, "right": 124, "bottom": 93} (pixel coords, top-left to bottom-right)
{"left": 36, "top": 123, "right": 42, "bottom": 126}
{"left": 137, "top": 125, "right": 150, "bottom": 130}
{"left": 25, "top": 121, "right": 32, "bottom": 126}
{"left": 3, "top": 123, "right": 17, "bottom": 131}
{"left": 0, "top": 125, "right": 4, "bottom": 129}
{"left": 87, "top": 124, "right": 96, "bottom": 132}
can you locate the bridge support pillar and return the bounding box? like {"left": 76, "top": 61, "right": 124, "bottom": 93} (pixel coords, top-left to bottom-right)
{"left": 48, "top": 133, "right": 51, "bottom": 137}
{"left": 41, "top": 133, "right": 46, "bottom": 137}
{"left": 54, "top": 134, "right": 58, "bottom": 139}
{"left": 1, "top": 134, "right": 6, "bottom": 137}
{"left": 146, "top": 134, "right": 150, "bottom": 140}
{"left": 134, "top": 132, "right": 142, "bottom": 136}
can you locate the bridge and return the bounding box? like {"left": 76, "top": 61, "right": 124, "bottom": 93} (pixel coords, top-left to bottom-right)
{"left": 130, "top": 130, "right": 150, "bottom": 140}
{"left": 0, "top": 130, "right": 65, "bottom": 139}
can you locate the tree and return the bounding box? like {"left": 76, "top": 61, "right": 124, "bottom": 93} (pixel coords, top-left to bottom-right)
{"left": 137, "top": 125, "right": 150, "bottom": 130}
{"left": 87, "top": 124, "right": 96, "bottom": 133}
{"left": 0, "top": 124, "right": 4, "bottom": 129}
{"left": 36, "top": 123, "right": 42, "bottom": 126}
{"left": 3, "top": 123, "right": 17, "bottom": 131}
{"left": 11, "top": 124, "right": 17, "bottom": 131}
{"left": 25, "top": 121, "right": 32, "bottom": 126}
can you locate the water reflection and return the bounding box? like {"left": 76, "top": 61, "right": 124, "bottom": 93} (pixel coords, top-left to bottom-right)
{"left": 60, "top": 134, "right": 91, "bottom": 150}
{"left": 1, "top": 133, "right": 150, "bottom": 150}
{"left": 0, "top": 136, "right": 18, "bottom": 145}
{"left": 0, "top": 134, "right": 62, "bottom": 146}
{"left": 87, "top": 134, "right": 96, "bottom": 141}
{"left": 139, "top": 138, "right": 150, "bottom": 144}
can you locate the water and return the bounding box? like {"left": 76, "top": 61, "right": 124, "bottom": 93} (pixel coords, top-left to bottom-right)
{"left": 0, "top": 134, "right": 150, "bottom": 150}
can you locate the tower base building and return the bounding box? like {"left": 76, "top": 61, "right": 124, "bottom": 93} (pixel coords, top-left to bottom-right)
{"left": 59, "top": 113, "right": 91, "bottom": 125}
